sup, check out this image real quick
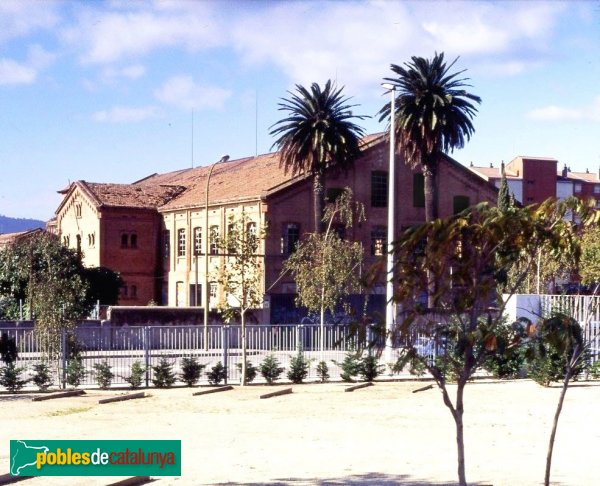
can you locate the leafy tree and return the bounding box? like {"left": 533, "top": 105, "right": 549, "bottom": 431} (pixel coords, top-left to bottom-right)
{"left": 579, "top": 225, "right": 600, "bottom": 286}
{"left": 270, "top": 80, "right": 366, "bottom": 233}
{"left": 82, "top": 267, "right": 123, "bottom": 307}
{"left": 334, "top": 350, "right": 363, "bottom": 382}
{"left": 216, "top": 212, "right": 265, "bottom": 386}
{"left": 379, "top": 52, "right": 481, "bottom": 223}
{"left": 360, "top": 354, "right": 384, "bottom": 382}
{"left": 206, "top": 361, "right": 227, "bottom": 385}
{"left": 283, "top": 188, "right": 364, "bottom": 358}
{"left": 0, "top": 232, "right": 121, "bottom": 355}
{"left": 389, "top": 199, "right": 591, "bottom": 486}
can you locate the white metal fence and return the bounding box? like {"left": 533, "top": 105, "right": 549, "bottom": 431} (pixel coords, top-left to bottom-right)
{"left": 0, "top": 324, "right": 396, "bottom": 388}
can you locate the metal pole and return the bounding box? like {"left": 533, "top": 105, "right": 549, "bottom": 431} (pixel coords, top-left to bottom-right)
{"left": 222, "top": 325, "right": 229, "bottom": 385}
{"left": 144, "top": 326, "right": 150, "bottom": 388}
{"left": 384, "top": 85, "right": 396, "bottom": 365}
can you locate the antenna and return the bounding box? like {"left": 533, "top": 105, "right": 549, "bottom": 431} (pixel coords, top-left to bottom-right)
{"left": 191, "top": 109, "right": 194, "bottom": 168}
{"left": 255, "top": 90, "right": 258, "bottom": 157}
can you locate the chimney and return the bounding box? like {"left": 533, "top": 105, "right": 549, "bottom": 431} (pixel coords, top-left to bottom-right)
{"left": 586, "top": 168, "right": 590, "bottom": 174}
{"left": 562, "top": 164, "right": 568, "bottom": 178}
{"left": 489, "top": 162, "right": 493, "bottom": 168}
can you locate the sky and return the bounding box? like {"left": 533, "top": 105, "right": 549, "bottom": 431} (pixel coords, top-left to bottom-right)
{"left": 0, "top": 0, "right": 599, "bottom": 221}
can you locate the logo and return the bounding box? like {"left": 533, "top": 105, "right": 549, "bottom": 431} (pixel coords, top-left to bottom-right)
{"left": 10, "top": 440, "right": 181, "bottom": 476}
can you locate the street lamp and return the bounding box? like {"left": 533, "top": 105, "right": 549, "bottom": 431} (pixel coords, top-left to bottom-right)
{"left": 203, "top": 155, "right": 231, "bottom": 350}
{"left": 382, "top": 83, "right": 396, "bottom": 365}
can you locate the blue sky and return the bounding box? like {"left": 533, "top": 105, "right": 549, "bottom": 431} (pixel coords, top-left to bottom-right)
{"left": 0, "top": 0, "right": 598, "bottom": 221}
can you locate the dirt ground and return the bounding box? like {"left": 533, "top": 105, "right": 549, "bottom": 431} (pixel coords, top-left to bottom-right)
{"left": 1, "top": 379, "right": 599, "bottom": 485}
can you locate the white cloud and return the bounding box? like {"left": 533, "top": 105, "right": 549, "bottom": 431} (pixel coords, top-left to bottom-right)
{"left": 101, "top": 64, "right": 146, "bottom": 82}
{"left": 0, "top": 0, "right": 59, "bottom": 45}
{"left": 93, "top": 105, "right": 159, "bottom": 123}
{"left": 154, "top": 75, "right": 231, "bottom": 111}
{"left": 0, "top": 45, "right": 56, "bottom": 85}
{"left": 527, "top": 96, "right": 600, "bottom": 123}
{"left": 65, "top": 3, "right": 224, "bottom": 65}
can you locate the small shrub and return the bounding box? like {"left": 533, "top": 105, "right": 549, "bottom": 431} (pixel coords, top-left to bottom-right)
{"left": 207, "top": 361, "right": 227, "bottom": 385}
{"left": 589, "top": 359, "right": 600, "bottom": 380}
{"left": 259, "top": 354, "right": 284, "bottom": 385}
{"left": 152, "top": 359, "right": 177, "bottom": 388}
{"left": 334, "top": 350, "right": 362, "bottom": 382}
{"left": 236, "top": 361, "right": 257, "bottom": 384}
{"left": 66, "top": 358, "right": 86, "bottom": 388}
{"left": 483, "top": 346, "right": 527, "bottom": 379}
{"left": 0, "top": 363, "right": 29, "bottom": 392}
{"left": 316, "top": 360, "right": 329, "bottom": 383}
{"left": 360, "top": 355, "right": 383, "bottom": 382}
{"left": 287, "top": 351, "right": 310, "bottom": 384}
{"left": 123, "top": 361, "right": 146, "bottom": 389}
{"left": 180, "top": 357, "right": 206, "bottom": 387}
{"left": 32, "top": 362, "right": 54, "bottom": 391}
{"left": 93, "top": 360, "right": 114, "bottom": 390}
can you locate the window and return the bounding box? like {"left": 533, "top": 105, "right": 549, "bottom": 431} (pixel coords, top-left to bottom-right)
{"left": 130, "top": 285, "right": 137, "bottom": 299}
{"left": 209, "top": 282, "right": 217, "bottom": 299}
{"left": 121, "top": 284, "right": 128, "bottom": 299}
{"left": 189, "top": 284, "right": 202, "bottom": 306}
{"left": 453, "top": 195, "right": 470, "bottom": 214}
{"left": 575, "top": 183, "right": 582, "bottom": 193}
{"left": 75, "top": 203, "right": 82, "bottom": 218}
{"left": 163, "top": 231, "right": 170, "bottom": 259}
{"left": 177, "top": 229, "right": 186, "bottom": 257}
{"left": 371, "top": 171, "right": 388, "bottom": 207}
{"left": 63, "top": 235, "right": 70, "bottom": 246}
{"left": 413, "top": 173, "right": 425, "bottom": 208}
{"left": 121, "top": 233, "right": 128, "bottom": 248}
{"left": 193, "top": 227, "right": 202, "bottom": 256}
{"left": 227, "top": 223, "right": 236, "bottom": 254}
{"left": 76, "top": 234, "right": 81, "bottom": 254}
{"left": 371, "top": 226, "right": 387, "bottom": 256}
{"left": 130, "top": 233, "right": 137, "bottom": 248}
{"left": 281, "top": 223, "right": 300, "bottom": 256}
{"left": 210, "top": 226, "right": 220, "bottom": 255}
{"left": 326, "top": 187, "right": 344, "bottom": 203}
{"left": 88, "top": 233, "right": 95, "bottom": 248}
{"left": 594, "top": 185, "right": 600, "bottom": 195}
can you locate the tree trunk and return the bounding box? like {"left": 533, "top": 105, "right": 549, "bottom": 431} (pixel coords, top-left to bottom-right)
{"left": 320, "top": 303, "right": 325, "bottom": 363}
{"left": 545, "top": 363, "right": 573, "bottom": 485}
{"left": 423, "top": 163, "right": 438, "bottom": 308}
{"left": 455, "top": 382, "right": 467, "bottom": 486}
{"left": 241, "top": 309, "right": 247, "bottom": 387}
{"left": 313, "top": 172, "right": 324, "bottom": 234}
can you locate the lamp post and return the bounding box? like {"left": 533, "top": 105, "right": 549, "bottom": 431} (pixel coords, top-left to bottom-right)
{"left": 382, "top": 83, "right": 396, "bottom": 365}
{"left": 203, "top": 155, "right": 230, "bottom": 351}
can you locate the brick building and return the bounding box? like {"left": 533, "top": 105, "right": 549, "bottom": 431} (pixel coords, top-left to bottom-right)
{"left": 469, "top": 156, "right": 600, "bottom": 208}
{"left": 54, "top": 134, "right": 497, "bottom": 321}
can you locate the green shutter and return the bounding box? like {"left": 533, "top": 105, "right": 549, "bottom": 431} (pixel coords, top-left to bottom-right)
{"left": 413, "top": 173, "right": 425, "bottom": 208}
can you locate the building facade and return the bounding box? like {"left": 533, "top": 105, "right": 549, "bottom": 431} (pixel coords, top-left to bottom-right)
{"left": 54, "top": 134, "right": 498, "bottom": 320}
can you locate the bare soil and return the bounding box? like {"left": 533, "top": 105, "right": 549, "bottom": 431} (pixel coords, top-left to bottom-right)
{"left": 1, "top": 379, "right": 599, "bottom": 485}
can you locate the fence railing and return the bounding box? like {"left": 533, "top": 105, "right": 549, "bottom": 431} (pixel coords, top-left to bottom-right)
{"left": 0, "top": 324, "right": 401, "bottom": 389}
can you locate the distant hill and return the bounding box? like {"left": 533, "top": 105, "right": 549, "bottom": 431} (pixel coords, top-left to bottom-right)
{"left": 0, "top": 214, "right": 46, "bottom": 234}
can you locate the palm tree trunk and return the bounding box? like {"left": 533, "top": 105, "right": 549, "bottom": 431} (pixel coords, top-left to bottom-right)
{"left": 313, "top": 172, "right": 324, "bottom": 233}
{"left": 423, "top": 164, "right": 438, "bottom": 308}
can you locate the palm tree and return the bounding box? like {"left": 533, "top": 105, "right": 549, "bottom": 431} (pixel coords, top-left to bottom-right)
{"left": 379, "top": 52, "right": 481, "bottom": 222}
{"left": 270, "top": 80, "right": 366, "bottom": 233}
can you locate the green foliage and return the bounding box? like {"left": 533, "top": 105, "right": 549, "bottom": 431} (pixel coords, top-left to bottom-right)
{"left": 580, "top": 225, "right": 600, "bottom": 286}
{"left": 152, "top": 359, "right": 177, "bottom": 388}
{"left": 0, "top": 333, "right": 18, "bottom": 364}
{"left": 0, "top": 363, "right": 29, "bottom": 392}
{"left": 180, "top": 357, "right": 206, "bottom": 387}
{"left": 235, "top": 361, "right": 257, "bottom": 384}
{"left": 32, "top": 362, "right": 54, "bottom": 391}
{"left": 334, "top": 350, "right": 363, "bottom": 382}
{"left": 497, "top": 162, "right": 511, "bottom": 213}
{"left": 206, "top": 361, "right": 227, "bottom": 385}
{"left": 259, "top": 354, "right": 284, "bottom": 385}
{"left": 123, "top": 361, "right": 146, "bottom": 389}
{"left": 93, "top": 360, "right": 114, "bottom": 390}
{"left": 360, "top": 355, "right": 384, "bottom": 382}
{"left": 66, "top": 358, "right": 86, "bottom": 388}
{"left": 589, "top": 359, "right": 600, "bottom": 380}
{"left": 287, "top": 351, "right": 310, "bottom": 384}
{"left": 482, "top": 320, "right": 527, "bottom": 379}
{"left": 316, "top": 360, "right": 329, "bottom": 383}
{"left": 283, "top": 188, "right": 364, "bottom": 321}
{"left": 82, "top": 266, "right": 123, "bottom": 306}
